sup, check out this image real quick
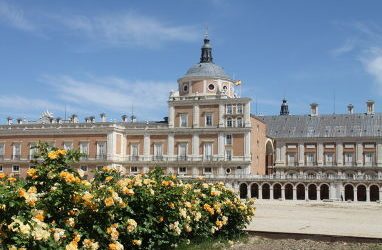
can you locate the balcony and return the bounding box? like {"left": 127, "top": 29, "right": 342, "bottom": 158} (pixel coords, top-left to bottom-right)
{"left": 12, "top": 155, "right": 21, "bottom": 160}
{"left": 152, "top": 155, "right": 164, "bottom": 161}
{"left": 96, "top": 154, "right": 107, "bottom": 160}
{"left": 122, "top": 155, "right": 251, "bottom": 162}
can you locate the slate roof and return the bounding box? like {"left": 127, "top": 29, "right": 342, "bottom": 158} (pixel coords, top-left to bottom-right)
{"left": 180, "top": 62, "right": 231, "bottom": 80}
{"left": 258, "top": 113, "right": 382, "bottom": 139}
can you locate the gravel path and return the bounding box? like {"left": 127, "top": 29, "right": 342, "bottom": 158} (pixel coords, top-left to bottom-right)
{"left": 229, "top": 235, "right": 382, "bottom": 250}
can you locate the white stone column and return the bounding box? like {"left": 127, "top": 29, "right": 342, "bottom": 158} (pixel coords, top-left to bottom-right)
{"left": 293, "top": 187, "right": 297, "bottom": 200}
{"left": 168, "top": 105, "right": 175, "bottom": 128}
{"left": 305, "top": 188, "right": 308, "bottom": 200}
{"left": 275, "top": 146, "right": 282, "bottom": 165}
{"left": 317, "top": 188, "right": 321, "bottom": 201}
{"left": 244, "top": 103, "right": 251, "bottom": 127}
{"left": 298, "top": 143, "right": 304, "bottom": 166}
{"left": 281, "top": 187, "right": 285, "bottom": 200}
{"left": 247, "top": 185, "right": 251, "bottom": 199}
{"left": 366, "top": 187, "right": 370, "bottom": 202}
{"left": 354, "top": 187, "right": 358, "bottom": 202}
{"left": 192, "top": 134, "right": 200, "bottom": 159}
{"left": 193, "top": 105, "right": 199, "bottom": 128}
{"left": 143, "top": 134, "right": 150, "bottom": 161}
{"left": 337, "top": 143, "right": 343, "bottom": 166}
{"left": 377, "top": 143, "right": 382, "bottom": 167}
{"left": 167, "top": 133, "right": 174, "bottom": 161}
{"left": 280, "top": 143, "right": 286, "bottom": 166}
{"left": 244, "top": 132, "right": 251, "bottom": 160}
{"left": 356, "top": 143, "right": 363, "bottom": 166}
{"left": 258, "top": 187, "right": 263, "bottom": 199}
{"left": 317, "top": 143, "right": 324, "bottom": 166}
{"left": 270, "top": 187, "right": 274, "bottom": 200}
{"left": 218, "top": 103, "right": 225, "bottom": 127}
{"left": 107, "top": 131, "right": 115, "bottom": 161}
{"left": 218, "top": 133, "right": 225, "bottom": 159}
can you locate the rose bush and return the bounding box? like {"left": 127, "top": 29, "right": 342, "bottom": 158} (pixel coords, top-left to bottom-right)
{"left": 0, "top": 143, "right": 255, "bottom": 249}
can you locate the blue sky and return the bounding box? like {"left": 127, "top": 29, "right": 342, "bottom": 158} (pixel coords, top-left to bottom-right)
{"left": 1, "top": 0, "right": 382, "bottom": 122}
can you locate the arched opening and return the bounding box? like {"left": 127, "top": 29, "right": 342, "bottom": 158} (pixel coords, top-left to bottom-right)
{"left": 357, "top": 185, "right": 367, "bottom": 202}
{"left": 239, "top": 183, "right": 248, "bottom": 199}
{"left": 262, "top": 183, "right": 270, "bottom": 199}
{"left": 251, "top": 183, "right": 259, "bottom": 198}
{"left": 308, "top": 184, "right": 317, "bottom": 200}
{"left": 320, "top": 184, "right": 330, "bottom": 200}
{"left": 285, "top": 184, "right": 293, "bottom": 200}
{"left": 296, "top": 184, "right": 305, "bottom": 200}
{"left": 344, "top": 184, "right": 354, "bottom": 201}
{"left": 370, "top": 185, "right": 379, "bottom": 202}
{"left": 265, "top": 140, "right": 274, "bottom": 175}
{"left": 273, "top": 183, "right": 282, "bottom": 199}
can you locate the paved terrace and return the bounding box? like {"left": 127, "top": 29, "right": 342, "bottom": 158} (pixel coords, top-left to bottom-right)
{"left": 247, "top": 200, "right": 382, "bottom": 238}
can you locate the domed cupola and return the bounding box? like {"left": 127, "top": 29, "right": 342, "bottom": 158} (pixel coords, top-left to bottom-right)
{"left": 177, "top": 34, "right": 235, "bottom": 98}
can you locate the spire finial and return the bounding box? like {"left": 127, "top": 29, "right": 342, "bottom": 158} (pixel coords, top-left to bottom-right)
{"left": 204, "top": 24, "right": 209, "bottom": 39}
{"left": 200, "top": 29, "right": 213, "bottom": 63}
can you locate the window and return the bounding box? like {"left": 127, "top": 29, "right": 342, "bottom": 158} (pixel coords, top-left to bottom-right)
{"left": 287, "top": 154, "right": 296, "bottom": 166}
{"left": 180, "top": 114, "right": 188, "bottom": 127}
{"left": 204, "top": 143, "right": 213, "bottom": 160}
{"left": 63, "top": 142, "right": 73, "bottom": 150}
{"left": 0, "top": 165, "right": 3, "bottom": 172}
{"left": 12, "top": 143, "right": 21, "bottom": 160}
{"left": 154, "top": 144, "right": 163, "bottom": 160}
{"left": 12, "top": 165, "right": 19, "bottom": 173}
{"left": 344, "top": 153, "right": 353, "bottom": 166}
{"left": 225, "top": 134, "right": 232, "bottom": 145}
{"left": 29, "top": 143, "right": 37, "bottom": 160}
{"left": 225, "top": 149, "right": 232, "bottom": 161}
{"left": 226, "top": 104, "right": 232, "bottom": 114}
{"left": 305, "top": 153, "right": 315, "bottom": 166}
{"left": 204, "top": 167, "right": 212, "bottom": 174}
{"left": 97, "top": 142, "right": 107, "bottom": 159}
{"left": 178, "top": 143, "right": 187, "bottom": 161}
{"left": 0, "top": 144, "right": 4, "bottom": 159}
{"left": 237, "top": 104, "right": 243, "bottom": 114}
{"left": 226, "top": 118, "right": 232, "bottom": 127}
{"left": 80, "top": 166, "right": 88, "bottom": 172}
{"left": 183, "top": 84, "right": 189, "bottom": 92}
{"left": 131, "top": 144, "right": 139, "bottom": 161}
{"left": 236, "top": 117, "right": 243, "bottom": 128}
{"left": 364, "top": 152, "right": 374, "bottom": 166}
{"left": 130, "top": 166, "right": 138, "bottom": 173}
{"left": 324, "top": 153, "right": 334, "bottom": 166}
{"left": 208, "top": 84, "right": 215, "bottom": 91}
{"left": 205, "top": 113, "right": 213, "bottom": 126}
{"left": 178, "top": 167, "right": 186, "bottom": 174}
{"left": 79, "top": 142, "right": 89, "bottom": 158}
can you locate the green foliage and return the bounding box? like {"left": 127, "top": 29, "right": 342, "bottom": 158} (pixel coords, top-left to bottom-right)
{"left": 0, "top": 142, "right": 255, "bottom": 250}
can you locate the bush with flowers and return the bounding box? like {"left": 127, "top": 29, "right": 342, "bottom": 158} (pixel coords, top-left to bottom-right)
{"left": 0, "top": 143, "right": 255, "bottom": 249}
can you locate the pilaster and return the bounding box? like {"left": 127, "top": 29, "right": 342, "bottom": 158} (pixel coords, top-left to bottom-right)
{"left": 356, "top": 142, "right": 363, "bottom": 166}
{"left": 336, "top": 142, "right": 343, "bottom": 166}
{"left": 193, "top": 105, "right": 199, "bottom": 128}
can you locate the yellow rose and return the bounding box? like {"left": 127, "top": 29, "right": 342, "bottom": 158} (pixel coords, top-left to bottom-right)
{"left": 132, "top": 239, "right": 142, "bottom": 246}
{"left": 104, "top": 197, "right": 114, "bottom": 207}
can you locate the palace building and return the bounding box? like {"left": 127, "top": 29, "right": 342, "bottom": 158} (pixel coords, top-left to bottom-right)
{"left": 0, "top": 36, "right": 381, "bottom": 202}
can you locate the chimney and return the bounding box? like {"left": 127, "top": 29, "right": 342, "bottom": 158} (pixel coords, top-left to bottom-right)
{"left": 131, "top": 115, "right": 137, "bottom": 123}
{"left": 7, "top": 117, "right": 13, "bottom": 125}
{"left": 310, "top": 103, "right": 318, "bottom": 116}
{"left": 49, "top": 118, "right": 54, "bottom": 124}
{"left": 89, "top": 116, "right": 95, "bottom": 123}
{"left": 100, "top": 113, "right": 107, "bottom": 122}
{"left": 16, "top": 118, "right": 23, "bottom": 124}
{"left": 56, "top": 117, "right": 62, "bottom": 124}
{"left": 71, "top": 114, "right": 79, "bottom": 123}
{"left": 366, "top": 100, "right": 375, "bottom": 115}
{"left": 347, "top": 104, "right": 354, "bottom": 114}
{"left": 84, "top": 117, "right": 90, "bottom": 123}
{"left": 121, "top": 115, "right": 128, "bottom": 122}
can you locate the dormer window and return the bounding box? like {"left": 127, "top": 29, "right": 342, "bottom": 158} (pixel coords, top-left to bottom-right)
{"left": 208, "top": 84, "right": 215, "bottom": 91}
{"left": 183, "top": 83, "right": 189, "bottom": 93}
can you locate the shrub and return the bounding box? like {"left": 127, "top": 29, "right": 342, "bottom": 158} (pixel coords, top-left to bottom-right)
{"left": 0, "top": 143, "right": 255, "bottom": 249}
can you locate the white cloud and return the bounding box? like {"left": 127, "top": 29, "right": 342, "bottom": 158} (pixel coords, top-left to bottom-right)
{"left": 41, "top": 75, "right": 174, "bottom": 120}
{"left": 362, "top": 48, "right": 382, "bottom": 95}
{"left": 331, "top": 39, "right": 356, "bottom": 56}
{"left": 53, "top": 12, "right": 199, "bottom": 48}
{"left": 0, "top": 0, "right": 35, "bottom": 31}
